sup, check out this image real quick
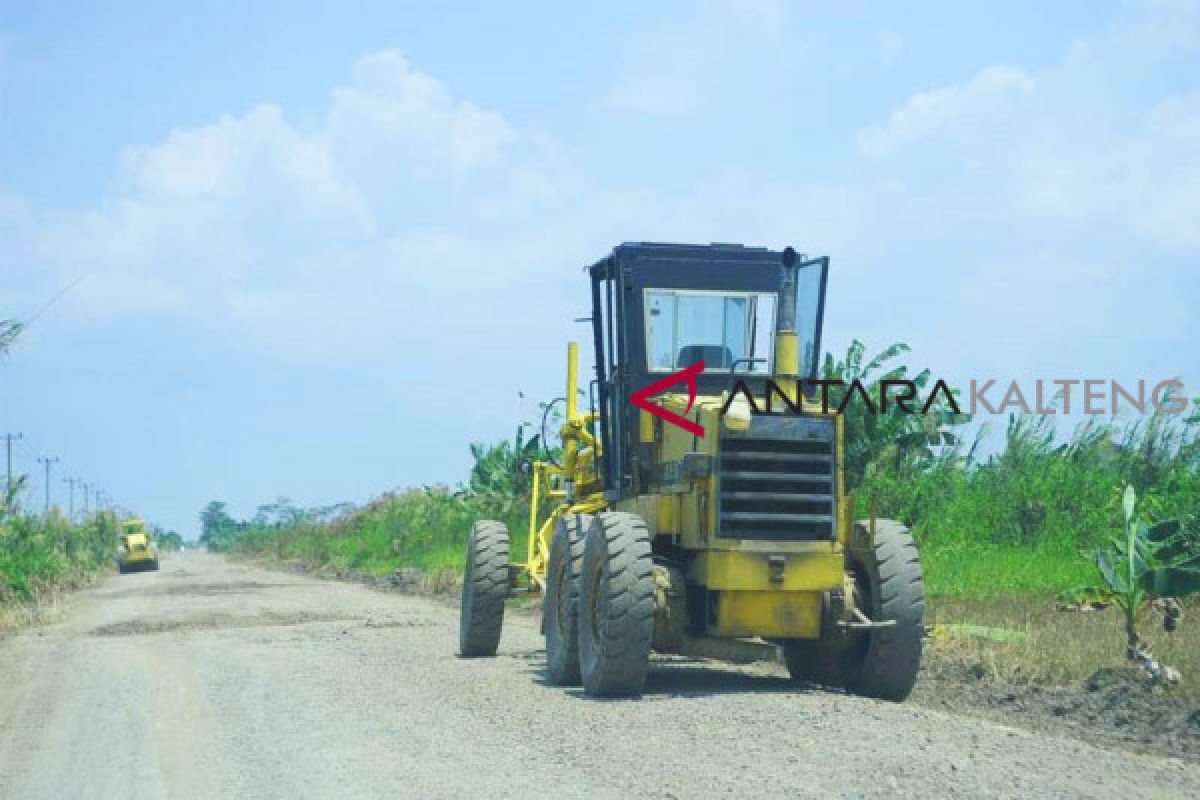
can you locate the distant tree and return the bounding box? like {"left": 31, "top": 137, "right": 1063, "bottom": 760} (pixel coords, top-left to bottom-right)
{"left": 198, "top": 501, "right": 237, "bottom": 550}
{"left": 152, "top": 525, "right": 185, "bottom": 551}
{"left": 468, "top": 425, "right": 539, "bottom": 505}
{"left": 254, "top": 496, "right": 306, "bottom": 527}
{"left": 0, "top": 319, "right": 21, "bottom": 355}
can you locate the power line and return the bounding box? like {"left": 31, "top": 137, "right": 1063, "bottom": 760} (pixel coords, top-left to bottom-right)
{"left": 36, "top": 456, "right": 59, "bottom": 514}
{"left": 63, "top": 476, "right": 78, "bottom": 521}
{"left": 3, "top": 433, "right": 24, "bottom": 494}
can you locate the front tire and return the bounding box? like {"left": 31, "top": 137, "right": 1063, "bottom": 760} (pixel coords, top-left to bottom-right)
{"left": 841, "top": 519, "right": 924, "bottom": 701}
{"left": 784, "top": 519, "right": 924, "bottom": 701}
{"left": 579, "top": 512, "right": 655, "bottom": 697}
{"left": 544, "top": 513, "right": 591, "bottom": 685}
{"left": 458, "top": 520, "right": 510, "bottom": 657}
{"left": 782, "top": 638, "right": 842, "bottom": 688}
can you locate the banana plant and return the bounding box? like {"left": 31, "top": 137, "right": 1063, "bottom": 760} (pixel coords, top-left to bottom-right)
{"left": 1074, "top": 485, "right": 1200, "bottom": 682}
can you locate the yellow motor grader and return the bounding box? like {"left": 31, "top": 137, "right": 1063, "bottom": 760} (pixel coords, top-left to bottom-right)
{"left": 459, "top": 242, "right": 923, "bottom": 699}
{"left": 117, "top": 518, "right": 160, "bottom": 573}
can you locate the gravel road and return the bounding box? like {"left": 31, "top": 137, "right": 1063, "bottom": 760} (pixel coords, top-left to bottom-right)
{"left": 1, "top": 552, "right": 1196, "bottom": 799}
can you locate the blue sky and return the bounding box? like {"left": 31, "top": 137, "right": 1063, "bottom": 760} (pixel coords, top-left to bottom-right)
{"left": 1, "top": 1, "right": 1197, "bottom": 536}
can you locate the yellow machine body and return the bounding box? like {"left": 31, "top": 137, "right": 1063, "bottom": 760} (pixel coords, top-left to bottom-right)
{"left": 521, "top": 341, "right": 850, "bottom": 643}
{"left": 469, "top": 244, "right": 920, "bottom": 701}
{"left": 118, "top": 519, "right": 159, "bottom": 571}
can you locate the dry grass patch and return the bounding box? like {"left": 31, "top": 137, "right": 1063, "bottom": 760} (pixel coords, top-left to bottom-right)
{"left": 0, "top": 587, "right": 71, "bottom": 636}
{"left": 927, "top": 595, "right": 1200, "bottom": 698}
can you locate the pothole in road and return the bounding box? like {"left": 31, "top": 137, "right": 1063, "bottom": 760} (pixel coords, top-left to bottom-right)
{"left": 103, "top": 581, "right": 296, "bottom": 599}
{"left": 89, "top": 611, "right": 359, "bottom": 636}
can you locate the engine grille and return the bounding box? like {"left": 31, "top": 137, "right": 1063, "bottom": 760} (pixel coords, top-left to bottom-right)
{"left": 717, "top": 416, "right": 836, "bottom": 541}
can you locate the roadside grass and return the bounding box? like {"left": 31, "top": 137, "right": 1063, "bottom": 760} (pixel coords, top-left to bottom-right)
{"left": 0, "top": 587, "right": 70, "bottom": 634}
{"left": 0, "top": 509, "right": 121, "bottom": 632}
{"left": 922, "top": 542, "right": 1200, "bottom": 699}
{"left": 926, "top": 595, "right": 1200, "bottom": 700}
{"left": 229, "top": 487, "right": 529, "bottom": 581}
{"left": 921, "top": 543, "right": 1096, "bottom": 598}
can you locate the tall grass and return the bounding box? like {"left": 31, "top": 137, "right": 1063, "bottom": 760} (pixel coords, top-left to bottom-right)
{"left": 0, "top": 508, "right": 122, "bottom": 606}
{"left": 214, "top": 414, "right": 1198, "bottom": 599}
{"left": 862, "top": 410, "right": 1200, "bottom": 597}
{"left": 224, "top": 487, "right": 528, "bottom": 578}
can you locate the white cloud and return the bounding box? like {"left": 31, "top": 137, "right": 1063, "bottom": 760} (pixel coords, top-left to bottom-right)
{"left": 858, "top": 66, "right": 1036, "bottom": 157}
{"left": 853, "top": 2, "right": 1200, "bottom": 248}
{"left": 1019, "top": 92, "right": 1200, "bottom": 246}
{"left": 122, "top": 105, "right": 370, "bottom": 227}
{"left": 328, "top": 50, "right": 516, "bottom": 176}
{"left": 16, "top": 49, "right": 563, "bottom": 332}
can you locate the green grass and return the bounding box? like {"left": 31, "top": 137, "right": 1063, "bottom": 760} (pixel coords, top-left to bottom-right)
{"left": 0, "top": 509, "right": 121, "bottom": 609}
{"left": 921, "top": 542, "right": 1096, "bottom": 599}
{"left": 222, "top": 487, "right": 529, "bottom": 580}
{"left": 213, "top": 398, "right": 1199, "bottom": 613}
{"left": 221, "top": 490, "right": 1096, "bottom": 601}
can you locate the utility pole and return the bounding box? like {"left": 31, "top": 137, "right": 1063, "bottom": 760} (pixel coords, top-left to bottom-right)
{"left": 63, "top": 476, "right": 78, "bottom": 521}
{"left": 81, "top": 481, "right": 90, "bottom": 515}
{"left": 36, "top": 456, "right": 59, "bottom": 514}
{"left": 3, "top": 432, "right": 24, "bottom": 495}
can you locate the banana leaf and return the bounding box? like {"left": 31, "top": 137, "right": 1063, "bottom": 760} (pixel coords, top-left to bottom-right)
{"left": 1142, "top": 565, "right": 1200, "bottom": 597}
{"left": 1096, "top": 548, "right": 1130, "bottom": 593}
{"left": 933, "top": 624, "right": 1028, "bottom": 643}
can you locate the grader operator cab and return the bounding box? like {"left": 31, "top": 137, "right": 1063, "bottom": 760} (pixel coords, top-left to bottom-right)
{"left": 459, "top": 242, "right": 924, "bottom": 700}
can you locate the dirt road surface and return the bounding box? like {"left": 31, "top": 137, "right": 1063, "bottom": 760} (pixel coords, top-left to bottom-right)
{"left": 1, "top": 553, "right": 1196, "bottom": 799}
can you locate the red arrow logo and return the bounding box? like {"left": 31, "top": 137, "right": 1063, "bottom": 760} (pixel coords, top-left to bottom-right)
{"left": 630, "top": 361, "right": 706, "bottom": 437}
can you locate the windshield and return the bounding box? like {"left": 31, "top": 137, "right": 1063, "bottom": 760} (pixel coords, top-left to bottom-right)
{"left": 644, "top": 289, "right": 776, "bottom": 373}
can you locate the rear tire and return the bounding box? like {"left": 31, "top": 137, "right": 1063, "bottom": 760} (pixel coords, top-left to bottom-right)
{"left": 149, "top": 559, "right": 160, "bottom": 571}
{"left": 579, "top": 512, "right": 655, "bottom": 697}
{"left": 458, "top": 520, "right": 510, "bottom": 657}
{"left": 544, "top": 513, "right": 591, "bottom": 685}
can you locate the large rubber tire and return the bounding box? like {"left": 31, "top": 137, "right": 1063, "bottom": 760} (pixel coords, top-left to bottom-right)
{"left": 782, "top": 638, "right": 842, "bottom": 688}
{"left": 783, "top": 519, "right": 923, "bottom": 701}
{"left": 149, "top": 559, "right": 160, "bottom": 571}
{"left": 842, "top": 519, "right": 924, "bottom": 701}
{"left": 544, "top": 513, "right": 591, "bottom": 685}
{"left": 458, "top": 520, "right": 510, "bottom": 657}
{"left": 579, "top": 512, "right": 656, "bottom": 697}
